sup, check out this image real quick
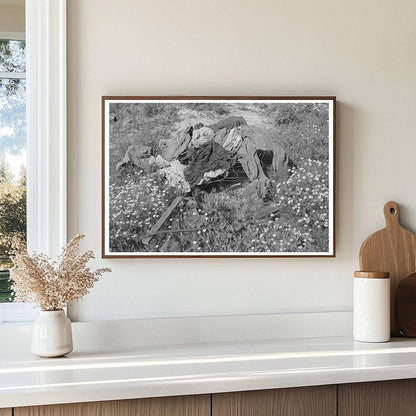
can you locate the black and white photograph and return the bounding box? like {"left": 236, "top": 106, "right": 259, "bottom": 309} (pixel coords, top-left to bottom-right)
{"left": 102, "top": 97, "right": 335, "bottom": 257}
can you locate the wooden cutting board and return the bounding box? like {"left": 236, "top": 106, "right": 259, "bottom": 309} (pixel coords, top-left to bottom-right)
{"left": 359, "top": 201, "right": 416, "bottom": 336}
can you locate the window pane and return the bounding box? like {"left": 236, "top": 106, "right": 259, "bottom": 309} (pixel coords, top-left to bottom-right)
{"left": 0, "top": 78, "right": 26, "bottom": 152}
{"left": 0, "top": 75, "right": 26, "bottom": 303}
{"left": 0, "top": 39, "right": 25, "bottom": 73}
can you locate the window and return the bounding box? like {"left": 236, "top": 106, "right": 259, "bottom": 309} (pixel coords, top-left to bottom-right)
{"left": 0, "top": 0, "right": 67, "bottom": 324}
{"left": 0, "top": 34, "right": 26, "bottom": 306}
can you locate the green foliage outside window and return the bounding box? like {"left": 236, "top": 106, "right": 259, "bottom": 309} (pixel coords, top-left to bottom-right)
{"left": 0, "top": 161, "right": 26, "bottom": 302}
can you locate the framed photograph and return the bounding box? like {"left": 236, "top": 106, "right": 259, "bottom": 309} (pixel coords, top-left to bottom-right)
{"left": 102, "top": 96, "right": 336, "bottom": 258}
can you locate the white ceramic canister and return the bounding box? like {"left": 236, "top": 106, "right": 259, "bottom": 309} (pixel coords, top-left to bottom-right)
{"left": 353, "top": 271, "right": 390, "bottom": 343}
{"left": 31, "top": 310, "right": 73, "bottom": 357}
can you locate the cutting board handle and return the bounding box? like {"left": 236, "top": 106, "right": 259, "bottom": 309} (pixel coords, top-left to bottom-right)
{"left": 384, "top": 201, "right": 400, "bottom": 228}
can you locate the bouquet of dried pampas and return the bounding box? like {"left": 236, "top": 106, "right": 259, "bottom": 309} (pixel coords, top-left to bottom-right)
{"left": 10, "top": 234, "right": 111, "bottom": 310}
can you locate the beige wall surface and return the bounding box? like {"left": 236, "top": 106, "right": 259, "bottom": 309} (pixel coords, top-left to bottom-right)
{"left": 67, "top": 0, "right": 416, "bottom": 321}
{"left": 0, "top": 4, "right": 24, "bottom": 33}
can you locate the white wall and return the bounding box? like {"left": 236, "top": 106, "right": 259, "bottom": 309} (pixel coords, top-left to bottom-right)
{"left": 67, "top": 0, "right": 416, "bottom": 322}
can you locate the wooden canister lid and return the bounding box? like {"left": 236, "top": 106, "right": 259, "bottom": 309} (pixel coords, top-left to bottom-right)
{"left": 354, "top": 271, "right": 390, "bottom": 279}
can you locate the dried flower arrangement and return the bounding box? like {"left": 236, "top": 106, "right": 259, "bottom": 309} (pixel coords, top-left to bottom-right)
{"left": 10, "top": 234, "right": 111, "bottom": 311}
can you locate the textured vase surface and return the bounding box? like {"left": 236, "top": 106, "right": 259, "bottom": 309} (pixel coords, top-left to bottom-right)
{"left": 31, "top": 310, "right": 73, "bottom": 357}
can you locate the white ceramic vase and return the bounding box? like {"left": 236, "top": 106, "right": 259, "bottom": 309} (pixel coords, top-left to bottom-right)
{"left": 31, "top": 310, "right": 73, "bottom": 358}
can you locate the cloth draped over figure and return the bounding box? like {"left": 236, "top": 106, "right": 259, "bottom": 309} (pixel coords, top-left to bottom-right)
{"left": 116, "top": 116, "right": 294, "bottom": 200}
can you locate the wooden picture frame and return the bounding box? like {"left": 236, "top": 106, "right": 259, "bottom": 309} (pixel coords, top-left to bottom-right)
{"left": 102, "top": 96, "right": 336, "bottom": 258}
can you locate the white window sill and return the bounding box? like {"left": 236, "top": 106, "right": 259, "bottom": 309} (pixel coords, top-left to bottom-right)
{"left": 0, "top": 303, "right": 35, "bottom": 324}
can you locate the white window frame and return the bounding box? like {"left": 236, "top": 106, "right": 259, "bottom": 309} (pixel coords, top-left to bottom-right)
{"left": 0, "top": 0, "right": 67, "bottom": 323}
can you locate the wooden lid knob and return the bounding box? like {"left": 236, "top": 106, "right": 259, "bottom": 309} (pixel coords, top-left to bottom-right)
{"left": 354, "top": 271, "right": 390, "bottom": 279}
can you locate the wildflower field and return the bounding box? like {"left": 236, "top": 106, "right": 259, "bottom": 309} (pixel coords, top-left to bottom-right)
{"left": 108, "top": 102, "right": 331, "bottom": 254}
